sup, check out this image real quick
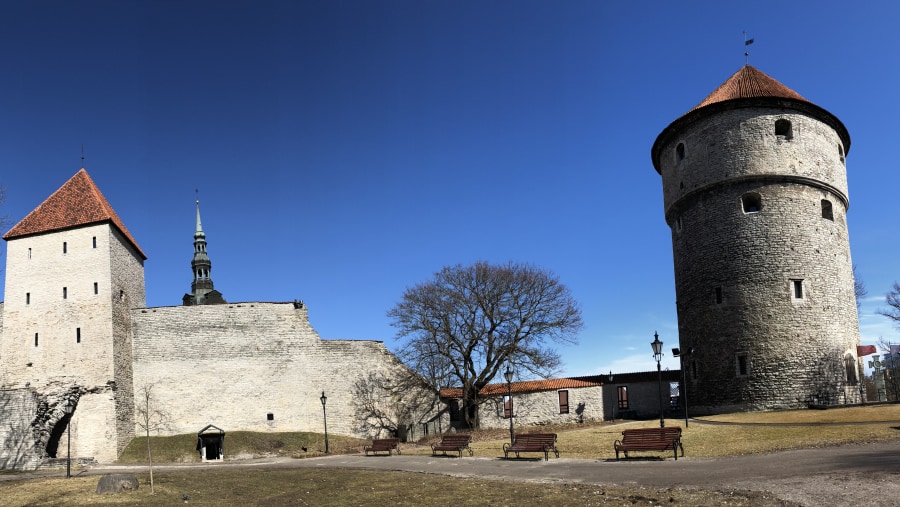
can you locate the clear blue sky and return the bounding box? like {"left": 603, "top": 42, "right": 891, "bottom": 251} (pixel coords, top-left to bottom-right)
{"left": 1, "top": 1, "right": 898, "bottom": 377}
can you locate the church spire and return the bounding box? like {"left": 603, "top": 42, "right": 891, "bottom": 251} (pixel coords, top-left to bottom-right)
{"left": 183, "top": 198, "right": 226, "bottom": 305}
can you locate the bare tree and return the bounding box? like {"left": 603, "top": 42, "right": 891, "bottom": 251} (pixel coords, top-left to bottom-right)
{"left": 135, "top": 384, "right": 170, "bottom": 494}
{"left": 853, "top": 265, "right": 867, "bottom": 311}
{"left": 352, "top": 371, "right": 442, "bottom": 439}
{"left": 878, "top": 282, "right": 900, "bottom": 330}
{"left": 387, "top": 261, "right": 583, "bottom": 428}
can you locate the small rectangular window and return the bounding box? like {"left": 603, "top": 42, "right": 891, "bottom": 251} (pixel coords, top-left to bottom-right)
{"left": 617, "top": 386, "right": 629, "bottom": 409}
{"left": 503, "top": 395, "right": 513, "bottom": 418}
{"left": 92, "top": 236, "right": 97, "bottom": 248}
{"left": 63, "top": 287, "right": 67, "bottom": 299}
{"left": 76, "top": 328, "right": 81, "bottom": 344}
{"left": 28, "top": 248, "right": 32, "bottom": 259}
{"left": 558, "top": 390, "right": 569, "bottom": 414}
{"left": 737, "top": 353, "right": 749, "bottom": 377}
{"left": 266, "top": 413, "right": 274, "bottom": 421}
{"left": 26, "top": 292, "right": 30, "bottom": 305}
{"left": 34, "top": 333, "right": 39, "bottom": 347}
{"left": 715, "top": 286, "right": 723, "bottom": 304}
{"left": 792, "top": 279, "right": 804, "bottom": 299}
{"left": 94, "top": 282, "right": 99, "bottom": 295}
{"left": 63, "top": 242, "right": 67, "bottom": 254}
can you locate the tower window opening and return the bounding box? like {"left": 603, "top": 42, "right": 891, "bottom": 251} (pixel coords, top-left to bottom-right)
{"left": 838, "top": 144, "right": 845, "bottom": 163}
{"left": 675, "top": 142, "right": 685, "bottom": 162}
{"left": 63, "top": 242, "right": 67, "bottom": 254}
{"left": 63, "top": 287, "right": 67, "bottom": 299}
{"left": 675, "top": 217, "right": 683, "bottom": 233}
{"left": 267, "top": 413, "right": 274, "bottom": 421}
{"left": 28, "top": 248, "right": 32, "bottom": 259}
{"left": 92, "top": 236, "right": 97, "bottom": 248}
{"left": 94, "top": 282, "right": 99, "bottom": 295}
{"left": 26, "top": 292, "right": 30, "bottom": 305}
{"left": 821, "top": 199, "right": 834, "bottom": 221}
{"left": 775, "top": 119, "right": 793, "bottom": 139}
{"left": 741, "top": 193, "right": 762, "bottom": 213}
{"left": 792, "top": 279, "right": 804, "bottom": 300}
{"left": 76, "top": 327, "right": 81, "bottom": 343}
{"left": 715, "top": 286, "right": 723, "bottom": 304}
{"left": 34, "top": 333, "right": 39, "bottom": 347}
{"left": 736, "top": 353, "right": 749, "bottom": 377}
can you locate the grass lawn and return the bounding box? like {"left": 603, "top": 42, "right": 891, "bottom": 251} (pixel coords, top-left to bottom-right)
{"left": 2, "top": 404, "right": 899, "bottom": 506}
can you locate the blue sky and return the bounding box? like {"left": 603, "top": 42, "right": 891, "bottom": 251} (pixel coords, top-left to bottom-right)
{"left": 1, "top": 1, "right": 898, "bottom": 377}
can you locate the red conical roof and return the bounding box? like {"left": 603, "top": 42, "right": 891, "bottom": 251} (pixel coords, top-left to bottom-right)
{"left": 3, "top": 168, "right": 146, "bottom": 259}
{"left": 689, "top": 65, "right": 809, "bottom": 112}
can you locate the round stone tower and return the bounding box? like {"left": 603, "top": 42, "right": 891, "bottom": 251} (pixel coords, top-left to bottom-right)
{"left": 652, "top": 65, "right": 861, "bottom": 413}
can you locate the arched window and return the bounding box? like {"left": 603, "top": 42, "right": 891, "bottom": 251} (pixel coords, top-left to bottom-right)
{"left": 821, "top": 199, "right": 834, "bottom": 221}
{"left": 676, "top": 142, "right": 685, "bottom": 162}
{"left": 742, "top": 193, "right": 762, "bottom": 213}
{"left": 775, "top": 119, "right": 792, "bottom": 139}
{"left": 838, "top": 144, "right": 845, "bottom": 163}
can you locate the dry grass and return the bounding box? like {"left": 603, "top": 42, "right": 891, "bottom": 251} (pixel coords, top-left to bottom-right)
{"left": 407, "top": 403, "right": 900, "bottom": 460}
{"left": 0, "top": 468, "right": 791, "bottom": 506}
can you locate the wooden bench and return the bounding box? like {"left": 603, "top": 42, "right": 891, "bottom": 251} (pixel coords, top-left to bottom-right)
{"left": 502, "top": 433, "right": 559, "bottom": 460}
{"left": 614, "top": 427, "right": 684, "bottom": 460}
{"left": 430, "top": 434, "right": 473, "bottom": 457}
{"left": 364, "top": 438, "right": 401, "bottom": 456}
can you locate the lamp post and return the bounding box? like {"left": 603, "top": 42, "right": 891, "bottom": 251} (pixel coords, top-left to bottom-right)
{"left": 319, "top": 391, "right": 329, "bottom": 454}
{"left": 651, "top": 332, "right": 665, "bottom": 428}
{"left": 608, "top": 371, "right": 615, "bottom": 422}
{"left": 64, "top": 403, "right": 74, "bottom": 478}
{"left": 672, "top": 347, "right": 693, "bottom": 427}
{"left": 504, "top": 366, "right": 514, "bottom": 446}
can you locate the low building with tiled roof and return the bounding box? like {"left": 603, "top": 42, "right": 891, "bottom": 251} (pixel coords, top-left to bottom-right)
{"left": 439, "top": 377, "right": 604, "bottom": 430}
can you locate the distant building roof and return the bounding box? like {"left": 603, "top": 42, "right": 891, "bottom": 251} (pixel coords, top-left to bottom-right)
{"left": 2, "top": 168, "right": 146, "bottom": 259}
{"left": 440, "top": 378, "right": 601, "bottom": 399}
{"left": 573, "top": 370, "right": 681, "bottom": 384}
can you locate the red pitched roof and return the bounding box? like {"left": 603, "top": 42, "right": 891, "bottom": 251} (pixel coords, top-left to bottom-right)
{"left": 690, "top": 65, "right": 809, "bottom": 112}
{"left": 2, "top": 169, "right": 146, "bottom": 259}
{"left": 440, "top": 378, "right": 601, "bottom": 399}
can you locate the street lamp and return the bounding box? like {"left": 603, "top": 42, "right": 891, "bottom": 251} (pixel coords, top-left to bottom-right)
{"left": 608, "top": 371, "right": 615, "bottom": 422}
{"left": 319, "top": 391, "right": 329, "bottom": 454}
{"left": 651, "top": 332, "right": 665, "bottom": 428}
{"left": 64, "top": 403, "right": 74, "bottom": 478}
{"left": 504, "top": 366, "right": 515, "bottom": 445}
{"left": 672, "top": 347, "right": 693, "bottom": 427}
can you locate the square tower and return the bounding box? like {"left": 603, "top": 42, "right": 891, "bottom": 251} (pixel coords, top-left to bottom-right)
{"left": 1, "top": 169, "right": 146, "bottom": 462}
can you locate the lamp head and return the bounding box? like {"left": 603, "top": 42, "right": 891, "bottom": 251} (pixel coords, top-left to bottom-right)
{"left": 320, "top": 391, "right": 327, "bottom": 406}
{"left": 651, "top": 332, "right": 663, "bottom": 356}
{"left": 504, "top": 366, "right": 513, "bottom": 383}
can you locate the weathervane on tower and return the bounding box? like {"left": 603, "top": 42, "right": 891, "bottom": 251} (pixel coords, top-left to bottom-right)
{"left": 743, "top": 31, "right": 754, "bottom": 65}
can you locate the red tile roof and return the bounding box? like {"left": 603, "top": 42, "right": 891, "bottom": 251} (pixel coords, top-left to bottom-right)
{"left": 689, "top": 65, "right": 809, "bottom": 112}
{"left": 440, "top": 378, "right": 601, "bottom": 399}
{"left": 2, "top": 169, "right": 146, "bottom": 259}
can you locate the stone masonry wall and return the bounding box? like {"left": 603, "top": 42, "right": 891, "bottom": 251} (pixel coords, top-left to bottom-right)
{"left": 477, "top": 386, "right": 604, "bottom": 430}
{"left": 131, "top": 302, "right": 401, "bottom": 439}
{"left": 657, "top": 106, "right": 860, "bottom": 413}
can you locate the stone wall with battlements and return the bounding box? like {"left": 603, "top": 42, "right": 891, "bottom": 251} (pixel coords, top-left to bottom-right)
{"left": 131, "top": 302, "right": 403, "bottom": 438}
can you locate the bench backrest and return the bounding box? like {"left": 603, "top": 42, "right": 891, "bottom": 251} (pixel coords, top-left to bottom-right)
{"left": 371, "top": 438, "right": 400, "bottom": 448}
{"left": 513, "top": 433, "right": 557, "bottom": 446}
{"left": 439, "top": 434, "right": 472, "bottom": 445}
{"left": 621, "top": 427, "right": 681, "bottom": 443}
